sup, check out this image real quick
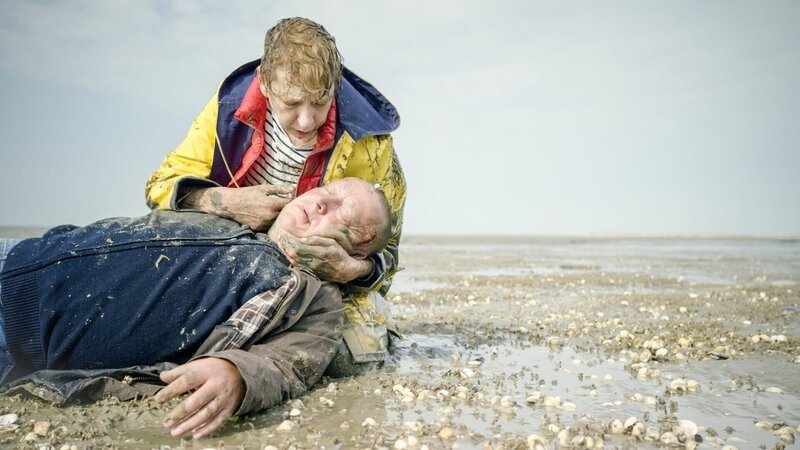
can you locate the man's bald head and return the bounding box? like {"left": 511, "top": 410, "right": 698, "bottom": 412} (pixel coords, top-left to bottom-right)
{"left": 269, "top": 178, "right": 392, "bottom": 258}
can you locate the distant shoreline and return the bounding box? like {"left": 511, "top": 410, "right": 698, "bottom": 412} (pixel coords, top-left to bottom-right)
{"left": 1, "top": 227, "right": 797, "bottom": 242}
{"left": 0, "top": 226, "right": 49, "bottom": 238}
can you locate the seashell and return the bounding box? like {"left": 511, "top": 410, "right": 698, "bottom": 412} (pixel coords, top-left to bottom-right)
{"left": 407, "top": 436, "right": 419, "bottom": 447}
{"left": 361, "top": 417, "right": 378, "bottom": 427}
{"left": 660, "top": 431, "right": 678, "bottom": 445}
{"left": 570, "top": 435, "right": 585, "bottom": 447}
{"left": 0, "top": 414, "right": 18, "bottom": 426}
{"left": 765, "top": 386, "right": 782, "bottom": 393}
{"left": 645, "top": 426, "right": 660, "bottom": 441}
{"left": 500, "top": 395, "right": 516, "bottom": 407}
{"left": 33, "top": 421, "right": 50, "bottom": 437}
{"left": 276, "top": 420, "right": 297, "bottom": 432}
{"left": 687, "top": 380, "right": 700, "bottom": 392}
{"left": 678, "top": 337, "right": 692, "bottom": 348}
{"left": 631, "top": 422, "right": 645, "bottom": 437}
{"left": 547, "top": 423, "right": 561, "bottom": 434}
{"left": 289, "top": 408, "right": 301, "bottom": 417}
{"left": 632, "top": 392, "right": 643, "bottom": 402}
{"left": 394, "top": 439, "right": 408, "bottom": 449}
{"left": 676, "top": 419, "right": 698, "bottom": 437}
{"left": 645, "top": 396, "right": 657, "bottom": 406}
{"left": 526, "top": 391, "right": 542, "bottom": 403}
{"left": 561, "top": 401, "right": 576, "bottom": 411}
{"left": 557, "top": 428, "right": 572, "bottom": 446}
{"left": 542, "top": 395, "right": 562, "bottom": 407}
{"left": 607, "top": 419, "right": 624, "bottom": 434}
{"left": 405, "top": 421, "right": 422, "bottom": 431}
{"left": 438, "top": 427, "right": 454, "bottom": 440}
{"left": 670, "top": 378, "right": 687, "bottom": 393}
{"left": 527, "top": 434, "right": 547, "bottom": 447}
{"left": 624, "top": 416, "right": 638, "bottom": 429}
{"left": 460, "top": 368, "right": 475, "bottom": 379}
{"left": 754, "top": 421, "right": 772, "bottom": 429}
{"left": 775, "top": 427, "right": 795, "bottom": 444}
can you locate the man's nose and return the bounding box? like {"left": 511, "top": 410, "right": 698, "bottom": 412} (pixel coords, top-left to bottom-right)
{"left": 296, "top": 106, "right": 316, "bottom": 131}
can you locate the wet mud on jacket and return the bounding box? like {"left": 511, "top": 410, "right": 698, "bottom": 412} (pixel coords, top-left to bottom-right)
{"left": 0, "top": 211, "right": 343, "bottom": 415}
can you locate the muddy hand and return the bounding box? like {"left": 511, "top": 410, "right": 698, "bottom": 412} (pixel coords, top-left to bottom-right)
{"left": 280, "top": 234, "right": 372, "bottom": 283}
{"left": 156, "top": 358, "right": 245, "bottom": 439}
{"left": 183, "top": 184, "right": 293, "bottom": 231}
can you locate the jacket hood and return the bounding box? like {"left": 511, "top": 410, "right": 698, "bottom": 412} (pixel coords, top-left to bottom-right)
{"left": 337, "top": 66, "right": 400, "bottom": 141}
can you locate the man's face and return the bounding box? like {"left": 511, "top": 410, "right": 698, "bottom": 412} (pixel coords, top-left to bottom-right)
{"left": 260, "top": 67, "right": 333, "bottom": 148}
{"left": 272, "top": 179, "right": 384, "bottom": 258}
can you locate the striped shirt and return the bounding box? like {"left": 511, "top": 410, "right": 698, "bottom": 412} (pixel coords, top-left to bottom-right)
{"left": 242, "top": 107, "right": 312, "bottom": 197}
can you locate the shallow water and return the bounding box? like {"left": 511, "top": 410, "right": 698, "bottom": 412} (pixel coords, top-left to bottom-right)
{"left": 1, "top": 236, "right": 798, "bottom": 449}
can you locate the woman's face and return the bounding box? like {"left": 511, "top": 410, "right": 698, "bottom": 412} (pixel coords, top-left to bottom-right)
{"left": 261, "top": 67, "right": 334, "bottom": 148}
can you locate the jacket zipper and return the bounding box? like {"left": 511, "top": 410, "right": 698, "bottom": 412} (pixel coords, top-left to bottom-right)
{"left": 121, "top": 373, "right": 163, "bottom": 385}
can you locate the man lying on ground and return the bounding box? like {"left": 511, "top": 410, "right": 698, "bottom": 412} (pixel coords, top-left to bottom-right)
{"left": 0, "top": 178, "right": 390, "bottom": 439}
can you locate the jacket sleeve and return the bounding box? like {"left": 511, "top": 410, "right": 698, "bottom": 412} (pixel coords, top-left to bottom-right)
{"left": 199, "top": 283, "right": 344, "bottom": 416}
{"left": 344, "top": 139, "right": 406, "bottom": 296}
{"left": 144, "top": 93, "right": 221, "bottom": 210}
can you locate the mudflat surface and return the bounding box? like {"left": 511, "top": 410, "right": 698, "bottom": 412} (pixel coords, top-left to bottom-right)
{"left": 1, "top": 236, "right": 798, "bottom": 449}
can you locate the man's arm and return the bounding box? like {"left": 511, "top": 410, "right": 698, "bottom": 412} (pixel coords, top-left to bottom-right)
{"left": 145, "top": 94, "right": 220, "bottom": 210}
{"left": 144, "top": 92, "right": 291, "bottom": 231}
{"left": 181, "top": 184, "right": 293, "bottom": 231}
{"left": 155, "top": 282, "right": 344, "bottom": 439}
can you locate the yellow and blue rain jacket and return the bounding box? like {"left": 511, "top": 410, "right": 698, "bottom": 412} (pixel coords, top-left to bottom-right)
{"left": 145, "top": 59, "right": 406, "bottom": 361}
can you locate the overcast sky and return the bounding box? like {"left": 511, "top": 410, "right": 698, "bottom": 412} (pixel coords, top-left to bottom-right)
{"left": 1, "top": 1, "right": 798, "bottom": 236}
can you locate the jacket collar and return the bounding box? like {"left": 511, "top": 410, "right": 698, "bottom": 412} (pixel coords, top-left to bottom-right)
{"left": 232, "top": 60, "right": 400, "bottom": 144}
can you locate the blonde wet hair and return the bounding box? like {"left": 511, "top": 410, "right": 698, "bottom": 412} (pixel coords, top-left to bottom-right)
{"left": 259, "top": 17, "right": 343, "bottom": 101}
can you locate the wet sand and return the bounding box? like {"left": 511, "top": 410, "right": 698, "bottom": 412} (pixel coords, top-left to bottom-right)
{"left": 1, "top": 236, "right": 798, "bottom": 449}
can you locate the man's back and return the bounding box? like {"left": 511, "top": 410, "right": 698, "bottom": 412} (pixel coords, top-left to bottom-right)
{"left": 1, "top": 211, "right": 291, "bottom": 374}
